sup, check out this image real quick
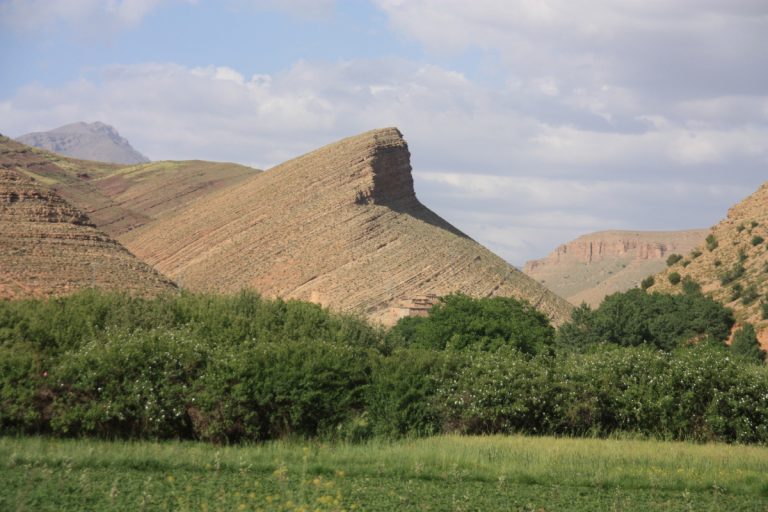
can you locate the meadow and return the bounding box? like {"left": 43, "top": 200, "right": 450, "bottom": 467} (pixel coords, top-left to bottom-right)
{"left": 2, "top": 435, "right": 768, "bottom": 511}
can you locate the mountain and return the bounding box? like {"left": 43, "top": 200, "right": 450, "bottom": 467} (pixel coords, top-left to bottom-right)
{"left": 117, "top": 128, "right": 574, "bottom": 325}
{"left": 0, "top": 165, "right": 175, "bottom": 300}
{"left": 15, "top": 121, "right": 150, "bottom": 165}
{"left": 524, "top": 230, "right": 708, "bottom": 307}
{"left": 650, "top": 182, "right": 768, "bottom": 342}
{"left": 0, "top": 135, "right": 258, "bottom": 238}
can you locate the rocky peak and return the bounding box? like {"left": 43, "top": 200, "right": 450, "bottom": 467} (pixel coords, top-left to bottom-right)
{"left": 15, "top": 121, "right": 150, "bottom": 165}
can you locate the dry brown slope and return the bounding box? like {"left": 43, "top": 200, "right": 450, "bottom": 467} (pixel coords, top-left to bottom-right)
{"left": 0, "top": 168, "right": 175, "bottom": 299}
{"left": 524, "top": 230, "right": 708, "bottom": 307}
{"left": 0, "top": 135, "right": 259, "bottom": 238}
{"left": 123, "top": 128, "right": 573, "bottom": 324}
{"left": 651, "top": 182, "right": 768, "bottom": 339}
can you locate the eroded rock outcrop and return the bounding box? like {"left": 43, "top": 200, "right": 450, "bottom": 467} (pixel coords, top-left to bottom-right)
{"left": 0, "top": 168, "right": 176, "bottom": 299}
{"left": 123, "top": 128, "right": 573, "bottom": 324}
{"left": 524, "top": 230, "right": 708, "bottom": 307}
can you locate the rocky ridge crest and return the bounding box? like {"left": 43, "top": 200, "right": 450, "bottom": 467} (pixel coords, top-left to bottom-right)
{"left": 122, "top": 128, "right": 573, "bottom": 324}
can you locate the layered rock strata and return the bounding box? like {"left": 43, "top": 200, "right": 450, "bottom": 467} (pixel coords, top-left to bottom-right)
{"left": 0, "top": 168, "right": 175, "bottom": 299}
{"left": 524, "top": 230, "right": 708, "bottom": 307}
{"left": 123, "top": 128, "right": 573, "bottom": 324}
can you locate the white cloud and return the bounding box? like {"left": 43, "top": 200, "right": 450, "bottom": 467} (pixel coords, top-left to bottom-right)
{"left": 2, "top": 58, "right": 766, "bottom": 263}
{"left": 237, "top": 0, "right": 336, "bottom": 18}
{"left": 0, "top": 0, "right": 187, "bottom": 35}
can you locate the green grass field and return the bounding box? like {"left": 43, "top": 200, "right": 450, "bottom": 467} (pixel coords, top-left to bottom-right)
{"left": 2, "top": 435, "right": 767, "bottom": 511}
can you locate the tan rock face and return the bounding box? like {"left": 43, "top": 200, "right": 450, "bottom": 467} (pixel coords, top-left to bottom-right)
{"left": 0, "top": 168, "right": 175, "bottom": 300}
{"left": 122, "top": 128, "right": 573, "bottom": 325}
{"left": 524, "top": 230, "right": 708, "bottom": 307}
{"left": 651, "top": 181, "right": 768, "bottom": 349}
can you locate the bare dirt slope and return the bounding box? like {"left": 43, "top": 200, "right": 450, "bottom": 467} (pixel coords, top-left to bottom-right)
{"left": 650, "top": 182, "right": 768, "bottom": 347}
{"left": 16, "top": 121, "right": 150, "bottom": 165}
{"left": 0, "top": 167, "right": 175, "bottom": 299}
{"left": 0, "top": 136, "right": 259, "bottom": 238}
{"left": 524, "top": 230, "right": 708, "bottom": 307}
{"left": 123, "top": 128, "right": 574, "bottom": 324}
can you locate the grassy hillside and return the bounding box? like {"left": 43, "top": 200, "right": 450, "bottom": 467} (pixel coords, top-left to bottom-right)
{"left": 2, "top": 436, "right": 766, "bottom": 511}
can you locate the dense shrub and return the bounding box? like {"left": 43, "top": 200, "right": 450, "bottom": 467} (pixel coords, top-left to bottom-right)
{"left": 0, "top": 289, "right": 383, "bottom": 354}
{"left": 557, "top": 288, "right": 734, "bottom": 351}
{"left": 668, "top": 272, "right": 681, "bottom": 285}
{"left": 438, "top": 349, "right": 555, "bottom": 434}
{"left": 192, "top": 340, "right": 371, "bottom": 442}
{"left": 50, "top": 328, "right": 209, "bottom": 438}
{"left": 666, "top": 254, "right": 683, "bottom": 266}
{"left": 0, "top": 343, "right": 49, "bottom": 434}
{"left": 2, "top": 290, "right": 767, "bottom": 444}
{"left": 435, "top": 344, "right": 768, "bottom": 442}
{"left": 731, "top": 284, "right": 743, "bottom": 301}
{"left": 681, "top": 277, "right": 700, "bottom": 295}
{"left": 741, "top": 285, "right": 759, "bottom": 305}
{"left": 731, "top": 323, "right": 766, "bottom": 364}
{"left": 705, "top": 234, "right": 718, "bottom": 251}
{"left": 720, "top": 263, "right": 745, "bottom": 285}
{"left": 389, "top": 294, "right": 554, "bottom": 355}
{"left": 640, "top": 276, "right": 655, "bottom": 290}
{"left": 752, "top": 236, "right": 765, "bottom": 246}
{"left": 367, "top": 349, "right": 466, "bottom": 438}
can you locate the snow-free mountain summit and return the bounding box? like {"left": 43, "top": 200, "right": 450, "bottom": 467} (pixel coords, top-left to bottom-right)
{"left": 16, "top": 122, "right": 149, "bottom": 165}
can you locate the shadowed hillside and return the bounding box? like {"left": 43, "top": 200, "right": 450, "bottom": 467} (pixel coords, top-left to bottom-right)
{"left": 0, "top": 167, "right": 175, "bottom": 299}
{"left": 121, "top": 128, "right": 573, "bottom": 324}
{"left": 525, "top": 230, "right": 708, "bottom": 307}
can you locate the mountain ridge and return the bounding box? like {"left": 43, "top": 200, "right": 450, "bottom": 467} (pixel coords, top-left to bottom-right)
{"left": 524, "top": 229, "right": 708, "bottom": 307}
{"left": 16, "top": 121, "right": 150, "bottom": 165}
{"left": 120, "top": 127, "right": 574, "bottom": 324}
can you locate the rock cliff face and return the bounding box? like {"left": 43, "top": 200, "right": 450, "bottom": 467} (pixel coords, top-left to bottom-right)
{"left": 16, "top": 122, "right": 150, "bottom": 165}
{"left": 524, "top": 230, "right": 708, "bottom": 307}
{"left": 123, "top": 128, "right": 573, "bottom": 324}
{"left": 0, "top": 167, "right": 175, "bottom": 299}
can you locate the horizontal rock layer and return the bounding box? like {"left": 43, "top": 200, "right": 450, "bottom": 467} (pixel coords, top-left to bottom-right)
{"left": 524, "top": 230, "right": 708, "bottom": 307}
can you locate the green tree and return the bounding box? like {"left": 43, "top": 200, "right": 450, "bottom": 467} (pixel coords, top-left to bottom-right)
{"left": 557, "top": 288, "right": 734, "bottom": 351}
{"left": 731, "top": 323, "right": 766, "bottom": 363}
{"left": 388, "top": 293, "right": 555, "bottom": 355}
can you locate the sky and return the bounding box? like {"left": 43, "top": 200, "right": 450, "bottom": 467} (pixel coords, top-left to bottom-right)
{"left": 1, "top": 0, "right": 767, "bottom": 265}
